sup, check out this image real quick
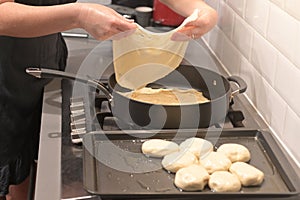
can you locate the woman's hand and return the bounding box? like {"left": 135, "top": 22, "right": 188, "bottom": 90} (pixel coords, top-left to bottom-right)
{"left": 0, "top": 2, "right": 136, "bottom": 39}
{"left": 76, "top": 3, "right": 137, "bottom": 40}
{"left": 159, "top": 0, "right": 218, "bottom": 41}
{"left": 171, "top": 5, "right": 218, "bottom": 41}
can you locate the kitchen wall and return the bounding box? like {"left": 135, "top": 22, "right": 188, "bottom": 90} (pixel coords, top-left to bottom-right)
{"left": 203, "top": 0, "right": 300, "bottom": 166}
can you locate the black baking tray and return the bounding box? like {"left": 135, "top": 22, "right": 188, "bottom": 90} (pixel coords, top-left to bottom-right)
{"left": 82, "top": 129, "right": 300, "bottom": 199}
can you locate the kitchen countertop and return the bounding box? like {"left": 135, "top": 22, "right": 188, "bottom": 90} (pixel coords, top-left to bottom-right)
{"left": 34, "top": 35, "right": 300, "bottom": 200}
{"left": 34, "top": 36, "right": 100, "bottom": 200}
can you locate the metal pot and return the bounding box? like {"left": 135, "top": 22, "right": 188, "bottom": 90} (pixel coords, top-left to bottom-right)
{"left": 26, "top": 65, "right": 247, "bottom": 129}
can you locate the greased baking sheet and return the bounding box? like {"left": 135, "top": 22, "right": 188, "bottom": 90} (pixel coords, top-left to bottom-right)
{"left": 83, "top": 130, "right": 300, "bottom": 199}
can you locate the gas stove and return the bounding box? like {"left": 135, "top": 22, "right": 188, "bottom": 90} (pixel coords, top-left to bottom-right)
{"left": 59, "top": 39, "right": 299, "bottom": 200}
{"left": 61, "top": 78, "right": 300, "bottom": 200}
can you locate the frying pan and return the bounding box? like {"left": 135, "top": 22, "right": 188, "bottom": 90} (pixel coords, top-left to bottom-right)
{"left": 26, "top": 65, "right": 247, "bottom": 129}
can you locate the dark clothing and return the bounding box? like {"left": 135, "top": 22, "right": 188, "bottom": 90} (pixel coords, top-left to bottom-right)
{"left": 0, "top": 0, "right": 74, "bottom": 195}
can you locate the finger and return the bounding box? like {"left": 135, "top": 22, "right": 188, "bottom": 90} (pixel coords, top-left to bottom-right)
{"left": 111, "top": 28, "right": 136, "bottom": 40}
{"left": 183, "top": 20, "right": 199, "bottom": 27}
{"left": 112, "top": 11, "right": 136, "bottom": 24}
{"left": 105, "top": 24, "right": 137, "bottom": 40}
{"left": 178, "top": 23, "right": 199, "bottom": 33}
{"left": 114, "top": 18, "right": 137, "bottom": 32}
{"left": 112, "top": 22, "right": 137, "bottom": 39}
{"left": 171, "top": 32, "right": 190, "bottom": 41}
{"left": 171, "top": 26, "right": 202, "bottom": 41}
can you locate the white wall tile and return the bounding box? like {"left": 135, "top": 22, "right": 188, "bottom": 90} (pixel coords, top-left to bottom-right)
{"left": 205, "top": 0, "right": 300, "bottom": 164}
{"left": 245, "top": 0, "right": 270, "bottom": 36}
{"left": 205, "top": 0, "right": 220, "bottom": 11}
{"left": 269, "top": 0, "right": 284, "bottom": 8}
{"left": 218, "top": 1, "right": 235, "bottom": 39}
{"left": 269, "top": 86, "right": 288, "bottom": 136}
{"left": 233, "top": 15, "right": 253, "bottom": 59}
{"left": 256, "top": 77, "right": 287, "bottom": 133}
{"left": 239, "top": 57, "right": 261, "bottom": 106}
{"left": 203, "top": 32, "right": 210, "bottom": 42}
{"left": 221, "top": 36, "right": 242, "bottom": 75}
{"left": 208, "top": 27, "right": 224, "bottom": 58}
{"left": 251, "top": 33, "right": 278, "bottom": 86}
{"left": 256, "top": 79, "right": 272, "bottom": 124}
{"left": 227, "top": 0, "right": 246, "bottom": 18}
{"left": 295, "top": 23, "right": 300, "bottom": 69}
{"left": 283, "top": 107, "right": 300, "bottom": 162}
{"left": 267, "top": 3, "right": 298, "bottom": 63}
{"left": 285, "top": 0, "right": 300, "bottom": 21}
{"left": 275, "top": 53, "right": 300, "bottom": 117}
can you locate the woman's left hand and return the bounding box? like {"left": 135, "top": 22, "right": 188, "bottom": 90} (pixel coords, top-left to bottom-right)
{"left": 171, "top": 5, "right": 218, "bottom": 41}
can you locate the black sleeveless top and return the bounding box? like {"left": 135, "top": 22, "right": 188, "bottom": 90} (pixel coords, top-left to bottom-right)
{"left": 0, "top": 0, "right": 75, "bottom": 194}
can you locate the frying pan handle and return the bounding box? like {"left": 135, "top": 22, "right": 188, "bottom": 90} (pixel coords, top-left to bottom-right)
{"left": 227, "top": 76, "right": 247, "bottom": 97}
{"left": 26, "top": 67, "right": 113, "bottom": 104}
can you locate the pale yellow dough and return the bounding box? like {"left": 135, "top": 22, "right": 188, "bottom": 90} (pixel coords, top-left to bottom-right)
{"left": 229, "top": 162, "right": 264, "bottom": 186}
{"left": 141, "top": 139, "right": 179, "bottom": 158}
{"left": 113, "top": 10, "right": 199, "bottom": 90}
{"left": 162, "top": 151, "right": 198, "bottom": 173}
{"left": 208, "top": 171, "right": 241, "bottom": 192}
{"left": 174, "top": 164, "right": 210, "bottom": 191}
{"left": 217, "top": 143, "right": 251, "bottom": 162}
{"left": 200, "top": 152, "right": 232, "bottom": 174}
{"left": 124, "top": 87, "right": 209, "bottom": 105}
{"left": 179, "top": 137, "right": 213, "bottom": 158}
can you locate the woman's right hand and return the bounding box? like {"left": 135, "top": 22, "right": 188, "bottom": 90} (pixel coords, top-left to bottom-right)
{"left": 76, "top": 3, "right": 137, "bottom": 40}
